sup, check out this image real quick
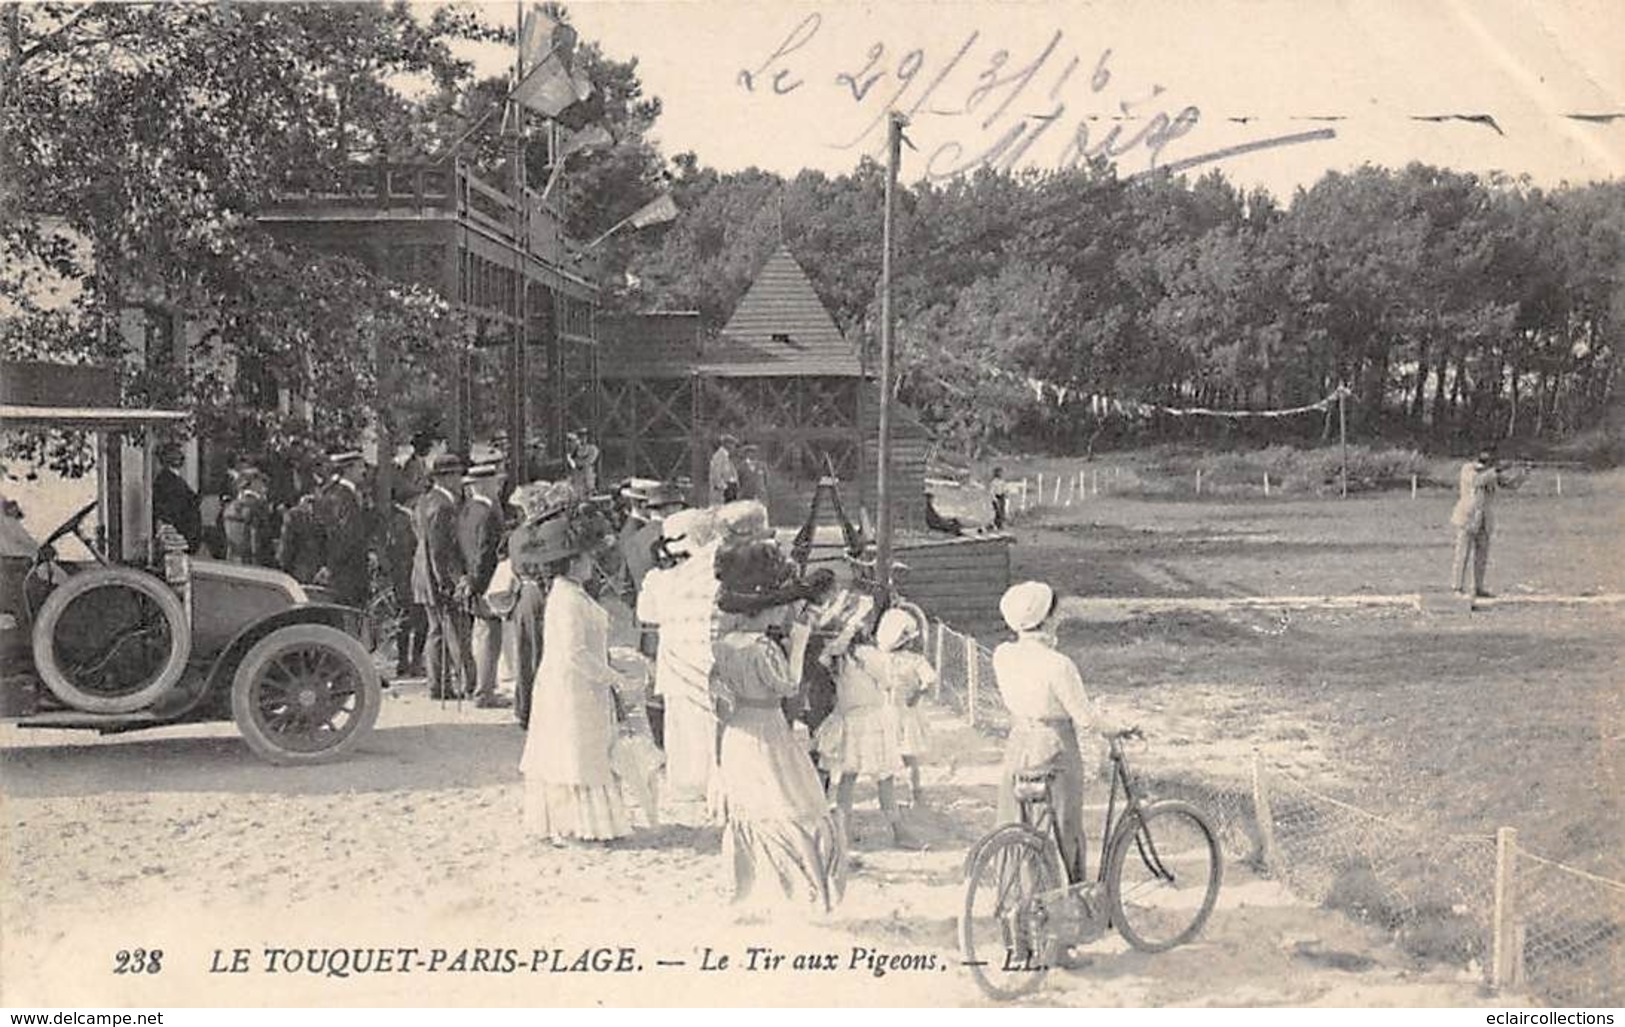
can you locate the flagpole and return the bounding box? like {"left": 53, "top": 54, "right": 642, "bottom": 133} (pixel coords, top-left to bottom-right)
{"left": 509, "top": 0, "right": 528, "bottom": 479}
{"left": 433, "top": 40, "right": 564, "bottom": 166}
{"left": 876, "top": 110, "right": 907, "bottom": 595}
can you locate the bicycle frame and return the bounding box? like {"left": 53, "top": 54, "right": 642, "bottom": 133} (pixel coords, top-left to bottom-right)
{"left": 1016, "top": 734, "right": 1145, "bottom": 888}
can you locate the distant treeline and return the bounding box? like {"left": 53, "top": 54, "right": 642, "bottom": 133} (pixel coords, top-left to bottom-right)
{"left": 616, "top": 159, "right": 1624, "bottom": 455}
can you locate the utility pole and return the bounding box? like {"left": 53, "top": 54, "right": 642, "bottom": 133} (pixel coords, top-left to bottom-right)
{"left": 1338, "top": 383, "right": 1348, "bottom": 498}
{"left": 508, "top": 0, "right": 528, "bottom": 480}
{"left": 876, "top": 111, "right": 908, "bottom": 592}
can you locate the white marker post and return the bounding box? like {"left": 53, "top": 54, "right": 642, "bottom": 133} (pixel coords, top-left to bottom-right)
{"left": 1037, "top": 472, "right": 1044, "bottom": 506}
{"left": 1196, "top": 468, "right": 1203, "bottom": 495}
{"left": 1092, "top": 468, "right": 1099, "bottom": 495}
{"left": 1411, "top": 474, "right": 1418, "bottom": 500}
{"left": 1263, "top": 472, "right": 1271, "bottom": 497}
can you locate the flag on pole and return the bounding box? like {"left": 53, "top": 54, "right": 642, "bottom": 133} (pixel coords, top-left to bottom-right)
{"left": 513, "top": 6, "right": 593, "bottom": 118}
{"left": 559, "top": 123, "right": 613, "bottom": 159}
{"left": 627, "top": 193, "right": 678, "bottom": 229}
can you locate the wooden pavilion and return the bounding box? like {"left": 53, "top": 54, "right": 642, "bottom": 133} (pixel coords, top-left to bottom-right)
{"left": 599, "top": 245, "right": 1011, "bottom": 636}
{"left": 258, "top": 161, "right": 599, "bottom": 491}
{"left": 598, "top": 245, "right": 926, "bottom": 527}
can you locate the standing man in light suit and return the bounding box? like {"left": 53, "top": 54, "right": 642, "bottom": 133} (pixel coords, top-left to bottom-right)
{"left": 709, "top": 434, "right": 739, "bottom": 506}
{"left": 1450, "top": 447, "right": 1523, "bottom": 599}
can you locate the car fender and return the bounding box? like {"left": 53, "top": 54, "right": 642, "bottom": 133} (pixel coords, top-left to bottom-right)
{"left": 203, "top": 604, "right": 365, "bottom": 698}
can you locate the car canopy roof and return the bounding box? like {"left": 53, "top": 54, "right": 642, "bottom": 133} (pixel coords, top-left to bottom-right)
{"left": 0, "top": 405, "right": 190, "bottom": 431}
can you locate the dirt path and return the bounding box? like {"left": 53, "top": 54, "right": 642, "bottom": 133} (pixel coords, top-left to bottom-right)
{"left": 1, "top": 683, "right": 1507, "bottom": 1006}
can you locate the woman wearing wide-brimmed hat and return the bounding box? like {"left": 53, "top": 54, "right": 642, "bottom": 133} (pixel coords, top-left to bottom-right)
{"left": 501, "top": 481, "right": 578, "bottom": 729}
{"left": 712, "top": 542, "right": 846, "bottom": 913}
{"left": 518, "top": 504, "right": 631, "bottom": 846}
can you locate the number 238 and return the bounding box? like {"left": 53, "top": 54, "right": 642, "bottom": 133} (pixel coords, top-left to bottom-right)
{"left": 114, "top": 949, "right": 164, "bottom": 974}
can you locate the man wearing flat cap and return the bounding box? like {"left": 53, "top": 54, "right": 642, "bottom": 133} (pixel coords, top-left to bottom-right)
{"left": 318, "top": 449, "right": 372, "bottom": 610}
{"left": 459, "top": 462, "right": 512, "bottom": 708}
{"left": 414, "top": 453, "right": 474, "bottom": 700}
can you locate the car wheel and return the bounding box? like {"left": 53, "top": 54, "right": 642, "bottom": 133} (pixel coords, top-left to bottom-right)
{"left": 31, "top": 566, "right": 191, "bottom": 714}
{"left": 230, "top": 623, "right": 381, "bottom": 765}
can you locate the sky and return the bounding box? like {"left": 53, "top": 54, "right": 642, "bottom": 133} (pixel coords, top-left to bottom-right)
{"left": 446, "top": 0, "right": 1625, "bottom": 198}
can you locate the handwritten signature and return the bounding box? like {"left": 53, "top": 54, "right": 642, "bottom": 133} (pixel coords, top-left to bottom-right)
{"left": 738, "top": 13, "right": 1332, "bottom": 181}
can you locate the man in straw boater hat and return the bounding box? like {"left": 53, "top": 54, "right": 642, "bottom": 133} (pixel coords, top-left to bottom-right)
{"left": 459, "top": 461, "right": 512, "bottom": 709}
{"left": 317, "top": 448, "right": 372, "bottom": 610}
{"left": 617, "top": 479, "right": 687, "bottom": 600}
{"left": 412, "top": 452, "right": 474, "bottom": 701}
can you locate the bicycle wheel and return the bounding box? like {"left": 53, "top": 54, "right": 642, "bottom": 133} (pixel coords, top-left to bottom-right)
{"left": 960, "top": 825, "right": 1061, "bottom": 1001}
{"left": 1106, "top": 800, "right": 1222, "bottom": 952}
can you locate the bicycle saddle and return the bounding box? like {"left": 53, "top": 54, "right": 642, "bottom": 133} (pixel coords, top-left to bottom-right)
{"left": 1012, "top": 768, "right": 1057, "bottom": 800}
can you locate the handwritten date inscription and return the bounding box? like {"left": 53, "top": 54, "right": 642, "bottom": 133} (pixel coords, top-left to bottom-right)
{"left": 738, "top": 13, "right": 1302, "bottom": 181}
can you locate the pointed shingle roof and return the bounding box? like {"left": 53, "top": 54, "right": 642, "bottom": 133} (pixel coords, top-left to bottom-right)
{"left": 701, "top": 245, "right": 863, "bottom": 377}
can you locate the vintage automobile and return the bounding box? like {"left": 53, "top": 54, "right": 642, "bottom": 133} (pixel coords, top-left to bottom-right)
{"left": 1, "top": 401, "right": 381, "bottom": 765}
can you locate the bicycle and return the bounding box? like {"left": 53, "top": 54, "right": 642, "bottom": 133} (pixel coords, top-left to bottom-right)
{"left": 959, "top": 727, "right": 1223, "bottom": 1001}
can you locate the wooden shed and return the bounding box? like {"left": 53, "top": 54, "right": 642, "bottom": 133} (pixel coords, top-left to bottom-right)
{"left": 599, "top": 245, "right": 926, "bottom": 529}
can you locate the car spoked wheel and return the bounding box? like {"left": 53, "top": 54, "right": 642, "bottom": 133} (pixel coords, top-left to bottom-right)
{"left": 32, "top": 567, "right": 191, "bottom": 713}
{"left": 231, "top": 623, "right": 380, "bottom": 765}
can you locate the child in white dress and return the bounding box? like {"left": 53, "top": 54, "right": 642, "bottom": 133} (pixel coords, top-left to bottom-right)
{"left": 815, "top": 606, "right": 926, "bottom": 850}
{"left": 873, "top": 607, "right": 936, "bottom": 808}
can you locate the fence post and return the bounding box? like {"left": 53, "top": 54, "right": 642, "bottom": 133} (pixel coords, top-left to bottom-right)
{"left": 1092, "top": 468, "right": 1099, "bottom": 495}
{"left": 1053, "top": 476, "right": 1062, "bottom": 504}
{"left": 1556, "top": 471, "right": 1563, "bottom": 497}
{"left": 1196, "top": 468, "right": 1203, "bottom": 495}
{"left": 1411, "top": 474, "right": 1418, "bottom": 500}
{"left": 1263, "top": 472, "right": 1271, "bottom": 497}
{"left": 1492, "top": 826, "right": 1520, "bottom": 993}
{"left": 932, "top": 619, "right": 945, "bottom": 701}
{"left": 1251, "top": 751, "right": 1281, "bottom": 876}
{"left": 1036, "top": 472, "right": 1044, "bottom": 506}
{"left": 1020, "top": 480, "right": 1029, "bottom": 513}
{"left": 964, "top": 633, "right": 979, "bottom": 727}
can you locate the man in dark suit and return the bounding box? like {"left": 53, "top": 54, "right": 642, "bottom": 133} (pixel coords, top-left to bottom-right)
{"left": 318, "top": 450, "right": 372, "bottom": 609}
{"left": 383, "top": 481, "right": 426, "bottom": 679}
{"left": 459, "top": 462, "right": 511, "bottom": 709}
{"left": 277, "top": 466, "right": 326, "bottom": 585}
{"left": 152, "top": 441, "right": 202, "bottom": 554}
{"left": 413, "top": 454, "right": 473, "bottom": 701}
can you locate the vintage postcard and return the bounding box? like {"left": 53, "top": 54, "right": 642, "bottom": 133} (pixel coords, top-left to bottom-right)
{"left": 2, "top": 0, "right": 1621, "bottom": 1011}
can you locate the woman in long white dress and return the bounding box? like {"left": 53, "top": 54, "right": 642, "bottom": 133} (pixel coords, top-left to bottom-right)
{"left": 637, "top": 507, "right": 723, "bottom": 809}
{"left": 519, "top": 523, "right": 631, "bottom": 846}
{"left": 712, "top": 542, "right": 846, "bottom": 912}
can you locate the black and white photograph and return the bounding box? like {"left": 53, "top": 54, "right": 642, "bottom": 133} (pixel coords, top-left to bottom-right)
{"left": 1, "top": 0, "right": 1621, "bottom": 1012}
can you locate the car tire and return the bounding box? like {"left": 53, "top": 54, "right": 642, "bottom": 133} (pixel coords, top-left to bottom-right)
{"left": 230, "top": 623, "right": 381, "bottom": 765}
{"left": 31, "top": 566, "right": 191, "bottom": 714}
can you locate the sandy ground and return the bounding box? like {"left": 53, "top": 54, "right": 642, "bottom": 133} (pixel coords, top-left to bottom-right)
{"left": 1, "top": 681, "right": 1508, "bottom": 1007}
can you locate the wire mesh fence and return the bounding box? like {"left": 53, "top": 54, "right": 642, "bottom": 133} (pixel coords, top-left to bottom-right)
{"left": 918, "top": 604, "right": 1625, "bottom": 1005}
